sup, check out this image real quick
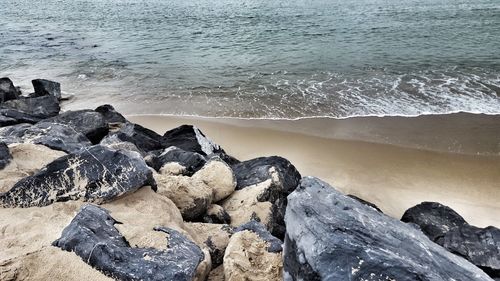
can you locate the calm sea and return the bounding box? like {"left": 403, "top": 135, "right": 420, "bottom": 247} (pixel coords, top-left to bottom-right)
{"left": 1, "top": 0, "right": 499, "bottom": 118}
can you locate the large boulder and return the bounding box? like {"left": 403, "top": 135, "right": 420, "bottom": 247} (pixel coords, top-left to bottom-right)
{"left": 401, "top": 201, "right": 468, "bottom": 244}
{"left": 53, "top": 204, "right": 206, "bottom": 281}
{"left": 101, "top": 122, "right": 163, "bottom": 153}
{"left": 94, "top": 104, "right": 127, "bottom": 124}
{"left": 443, "top": 225, "right": 500, "bottom": 279}
{"left": 283, "top": 177, "right": 493, "bottom": 281}
{"left": 0, "top": 122, "right": 92, "bottom": 153}
{"left": 31, "top": 79, "right": 61, "bottom": 100}
{"left": 186, "top": 222, "right": 233, "bottom": 267}
{"left": 0, "top": 77, "right": 20, "bottom": 102}
{"left": 146, "top": 146, "right": 207, "bottom": 176}
{"left": 0, "top": 145, "right": 156, "bottom": 207}
{"left": 223, "top": 156, "right": 301, "bottom": 238}
{"left": 0, "top": 95, "right": 60, "bottom": 126}
{"left": 224, "top": 221, "right": 283, "bottom": 281}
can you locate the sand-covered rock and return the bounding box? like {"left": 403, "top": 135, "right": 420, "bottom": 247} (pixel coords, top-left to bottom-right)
{"left": 224, "top": 221, "right": 283, "bottom": 281}
{"left": 146, "top": 146, "right": 206, "bottom": 175}
{"left": 194, "top": 158, "right": 236, "bottom": 202}
{"left": 0, "top": 122, "right": 92, "bottom": 153}
{"left": 0, "top": 145, "right": 156, "bottom": 207}
{"left": 0, "top": 143, "right": 66, "bottom": 193}
{"left": 207, "top": 265, "right": 225, "bottom": 281}
{"left": 283, "top": 177, "right": 493, "bottom": 281}
{"left": 186, "top": 222, "right": 233, "bottom": 267}
{"left": 101, "top": 122, "right": 163, "bottom": 153}
{"left": 201, "top": 204, "right": 231, "bottom": 224}
{"left": 53, "top": 204, "right": 206, "bottom": 281}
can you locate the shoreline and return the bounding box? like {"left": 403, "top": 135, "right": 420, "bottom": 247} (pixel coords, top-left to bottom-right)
{"left": 129, "top": 114, "right": 500, "bottom": 228}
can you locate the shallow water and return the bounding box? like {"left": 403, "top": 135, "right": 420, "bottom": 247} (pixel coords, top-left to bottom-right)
{"left": 1, "top": 0, "right": 499, "bottom": 118}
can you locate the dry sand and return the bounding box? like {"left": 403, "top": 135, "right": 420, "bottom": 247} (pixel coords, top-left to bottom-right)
{"left": 129, "top": 114, "right": 500, "bottom": 228}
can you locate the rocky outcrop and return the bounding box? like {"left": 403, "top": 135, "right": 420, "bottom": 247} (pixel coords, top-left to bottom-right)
{"left": 283, "top": 177, "right": 493, "bottom": 281}
{"left": 401, "top": 201, "right": 468, "bottom": 244}
{"left": 0, "top": 95, "right": 60, "bottom": 126}
{"left": 101, "top": 122, "right": 163, "bottom": 153}
{"left": 146, "top": 146, "right": 207, "bottom": 175}
{"left": 53, "top": 204, "right": 205, "bottom": 281}
{"left": 224, "top": 221, "right": 283, "bottom": 281}
{"left": 0, "top": 122, "right": 92, "bottom": 153}
{"left": 31, "top": 79, "right": 61, "bottom": 100}
{"left": 0, "top": 142, "right": 12, "bottom": 169}
{"left": 0, "top": 77, "right": 20, "bottom": 103}
{"left": 0, "top": 145, "right": 155, "bottom": 207}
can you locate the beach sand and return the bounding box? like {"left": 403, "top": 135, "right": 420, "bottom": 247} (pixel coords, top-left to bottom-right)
{"left": 129, "top": 114, "right": 500, "bottom": 228}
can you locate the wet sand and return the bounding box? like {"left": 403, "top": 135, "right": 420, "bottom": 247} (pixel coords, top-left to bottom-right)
{"left": 129, "top": 114, "right": 500, "bottom": 228}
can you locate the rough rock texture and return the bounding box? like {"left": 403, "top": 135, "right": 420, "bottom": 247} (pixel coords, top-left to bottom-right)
{"left": 162, "top": 125, "right": 223, "bottom": 156}
{"left": 0, "top": 77, "right": 20, "bottom": 102}
{"left": 0, "top": 122, "right": 92, "bottom": 153}
{"left": 443, "top": 225, "right": 500, "bottom": 279}
{"left": 202, "top": 204, "right": 232, "bottom": 224}
{"left": 40, "top": 109, "right": 109, "bottom": 144}
{"left": 283, "top": 177, "right": 493, "bottom": 281}
{"left": 195, "top": 158, "right": 236, "bottom": 202}
{"left": 0, "top": 142, "right": 12, "bottom": 169}
{"left": 101, "top": 122, "right": 163, "bottom": 153}
{"left": 31, "top": 79, "right": 61, "bottom": 99}
{"left": 186, "top": 222, "right": 233, "bottom": 267}
{"left": 401, "top": 201, "right": 468, "bottom": 243}
{"left": 53, "top": 204, "right": 205, "bottom": 281}
{"left": 146, "top": 146, "right": 206, "bottom": 175}
{"left": 0, "top": 145, "right": 156, "bottom": 207}
{"left": 0, "top": 143, "right": 66, "bottom": 193}
{"left": 207, "top": 265, "right": 225, "bottom": 281}
{"left": 94, "top": 104, "right": 127, "bottom": 124}
{"left": 0, "top": 95, "right": 60, "bottom": 126}
{"left": 347, "top": 194, "right": 383, "bottom": 213}
{"left": 224, "top": 223, "right": 283, "bottom": 281}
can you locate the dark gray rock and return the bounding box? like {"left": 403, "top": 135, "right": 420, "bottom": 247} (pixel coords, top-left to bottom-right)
{"left": 53, "top": 205, "right": 204, "bottom": 281}
{"left": 95, "top": 104, "right": 127, "bottom": 124}
{"left": 401, "top": 201, "right": 467, "bottom": 244}
{"left": 201, "top": 204, "right": 231, "bottom": 224}
{"left": 235, "top": 221, "right": 282, "bottom": 253}
{"left": 347, "top": 194, "right": 383, "bottom": 213}
{"left": 146, "top": 146, "right": 206, "bottom": 175}
{"left": 443, "top": 225, "right": 500, "bottom": 279}
{"left": 231, "top": 156, "right": 301, "bottom": 239}
{"left": 31, "top": 79, "right": 61, "bottom": 99}
{"left": 283, "top": 177, "right": 493, "bottom": 281}
{"left": 0, "top": 145, "right": 156, "bottom": 207}
{"left": 0, "top": 122, "right": 91, "bottom": 153}
{"left": 0, "top": 77, "right": 20, "bottom": 102}
{"left": 101, "top": 122, "right": 163, "bottom": 153}
{"left": 0, "top": 95, "right": 60, "bottom": 126}
{"left": 162, "top": 125, "right": 219, "bottom": 155}
{"left": 0, "top": 142, "right": 11, "bottom": 169}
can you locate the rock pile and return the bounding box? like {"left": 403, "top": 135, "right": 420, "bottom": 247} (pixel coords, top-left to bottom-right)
{"left": 0, "top": 78, "right": 498, "bottom": 281}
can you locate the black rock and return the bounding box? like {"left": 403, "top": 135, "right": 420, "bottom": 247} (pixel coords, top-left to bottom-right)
{"left": 283, "top": 177, "right": 493, "bottom": 281}
{"left": 162, "top": 125, "right": 222, "bottom": 156}
{"left": 53, "top": 205, "right": 204, "bottom": 281}
{"left": 231, "top": 156, "right": 301, "bottom": 239}
{"left": 201, "top": 204, "right": 231, "bottom": 224}
{"left": 0, "top": 142, "right": 12, "bottom": 169}
{"left": 101, "top": 122, "right": 163, "bottom": 153}
{"left": 0, "top": 95, "right": 60, "bottom": 126}
{"left": 401, "top": 202, "right": 467, "bottom": 244}
{"left": 0, "top": 77, "right": 20, "bottom": 102}
{"left": 146, "top": 146, "right": 206, "bottom": 175}
{"left": 443, "top": 225, "right": 500, "bottom": 279}
{"left": 347, "top": 194, "right": 383, "bottom": 213}
{"left": 95, "top": 104, "right": 127, "bottom": 124}
{"left": 31, "top": 79, "right": 61, "bottom": 99}
{"left": 0, "top": 145, "right": 156, "bottom": 207}
{"left": 0, "top": 122, "right": 91, "bottom": 153}
{"left": 235, "top": 221, "right": 282, "bottom": 253}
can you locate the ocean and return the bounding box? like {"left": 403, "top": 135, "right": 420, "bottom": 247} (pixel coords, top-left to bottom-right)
{"left": 1, "top": 0, "right": 499, "bottom": 118}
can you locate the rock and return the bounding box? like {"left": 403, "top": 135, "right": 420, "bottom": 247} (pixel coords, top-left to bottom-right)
{"left": 0, "top": 95, "right": 60, "bottom": 126}
{"left": 53, "top": 204, "right": 206, "bottom": 281}
{"left": 31, "top": 79, "right": 61, "bottom": 99}
{"left": 103, "top": 140, "right": 144, "bottom": 156}
{"left": 283, "top": 177, "right": 493, "bottom": 281}
{"left": 0, "top": 77, "right": 20, "bottom": 102}
{"left": 186, "top": 222, "right": 233, "bottom": 267}
{"left": 224, "top": 221, "right": 283, "bottom": 281}
{"left": 194, "top": 158, "right": 236, "bottom": 202}
{"left": 0, "top": 143, "right": 66, "bottom": 193}
{"left": 443, "top": 225, "right": 500, "bottom": 279}
{"left": 0, "top": 142, "right": 12, "bottom": 169}
{"left": 347, "top": 194, "right": 383, "bottom": 212}
{"left": 162, "top": 125, "right": 228, "bottom": 157}
{"left": 147, "top": 146, "right": 206, "bottom": 175}
{"left": 401, "top": 201, "right": 468, "bottom": 244}
{"left": 101, "top": 122, "right": 163, "bottom": 153}
{"left": 40, "top": 109, "right": 109, "bottom": 144}
{"left": 94, "top": 104, "right": 127, "bottom": 124}
{"left": 0, "top": 145, "right": 156, "bottom": 207}
{"left": 202, "top": 204, "right": 231, "bottom": 224}
{"left": 207, "top": 265, "right": 225, "bottom": 281}
{"left": 0, "top": 122, "right": 92, "bottom": 153}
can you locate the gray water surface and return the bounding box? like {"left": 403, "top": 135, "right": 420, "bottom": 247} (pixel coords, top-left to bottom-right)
{"left": 1, "top": 0, "right": 499, "bottom": 117}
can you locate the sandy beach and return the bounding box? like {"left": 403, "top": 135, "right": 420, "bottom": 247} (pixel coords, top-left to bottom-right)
{"left": 129, "top": 113, "right": 500, "bottom": 228}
